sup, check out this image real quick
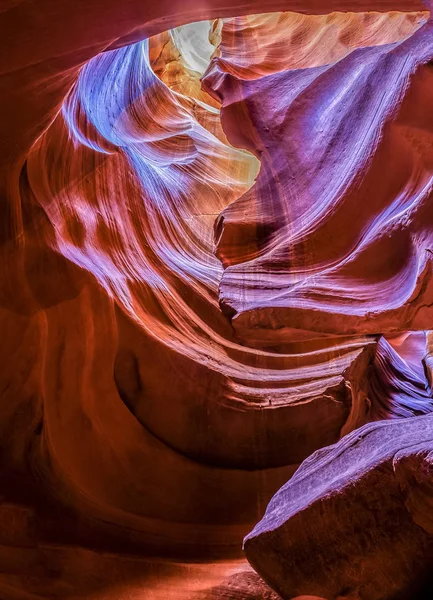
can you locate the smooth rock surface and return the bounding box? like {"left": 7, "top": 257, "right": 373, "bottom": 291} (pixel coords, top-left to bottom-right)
{"left": 244, "top": 416, "right": 433, "bottom": 599}
{"left": 204, "top": 13, "right": 433, "bottom": 345}
{"left": 1, "top": 2, "right": 433, "bottom": 599}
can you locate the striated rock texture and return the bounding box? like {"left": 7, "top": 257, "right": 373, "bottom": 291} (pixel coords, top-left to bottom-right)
{"left": 195, "top": 7, "right": 433, "bottom": 599}
{"left": 204, "top": 10, "right": 433, "bottom": 345}
{"left": 1, "top": 1, "right": 433, "bottom": 599}
{"left": 243, "top": 416, "right": 433, "bottom": 599}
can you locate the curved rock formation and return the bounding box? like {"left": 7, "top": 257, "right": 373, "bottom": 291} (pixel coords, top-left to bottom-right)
{"left": 1, "top": 1, "right": 433, "bottom": 599}
{"left": 244, "top": 415, "right": 433, "bottom": 599}
{"left": 20, "top": 16, "right": 379, "bottom": 549}
{"left": 204, "top": 12, "right": 433, "bottom": 345}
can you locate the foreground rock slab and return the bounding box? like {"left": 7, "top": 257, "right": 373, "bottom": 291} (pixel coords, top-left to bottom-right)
{"left": 244, "top": 416, "right": 433, "bottom": 600}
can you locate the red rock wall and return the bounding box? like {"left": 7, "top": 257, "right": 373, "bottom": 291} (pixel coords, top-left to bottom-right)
{"left": 0, "top": 2, "right": 433, "bottom": 599}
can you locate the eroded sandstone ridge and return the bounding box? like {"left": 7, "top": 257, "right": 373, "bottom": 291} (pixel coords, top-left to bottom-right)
{"left": 1, "top": 0, "right": 433, "bottom": 598}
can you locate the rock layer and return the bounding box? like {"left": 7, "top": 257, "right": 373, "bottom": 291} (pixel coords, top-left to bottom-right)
{"left": 204, "top": 13, "right": 433, "bottom": 345}
{"left": 19, "top": 19, "right": 384, "bottom": 549}
{"left": 1, "top": 2, "right": 433, "bottom": 599}
{"left": 244, "top": 416, "right": 433, "bottom": 600}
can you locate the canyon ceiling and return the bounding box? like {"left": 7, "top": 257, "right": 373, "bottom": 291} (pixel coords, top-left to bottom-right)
{"left": 1, "top": 0, "right": 433, "bottom": 599}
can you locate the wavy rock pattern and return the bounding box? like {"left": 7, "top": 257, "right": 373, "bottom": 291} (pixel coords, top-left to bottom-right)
{"left": 1, "top": 2, "right": 433, "bottom": 599}
{"left": 197, "top": 8, "right": 433, "bottom": 599}
{"left": 22, "top": 18, "right": 378, "bottom": 541}
{"left": 204, "top": 13, "right": 433, "bottom": 345}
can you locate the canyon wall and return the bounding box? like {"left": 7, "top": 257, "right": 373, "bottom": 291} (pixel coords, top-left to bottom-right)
{"left": 0, "top": 1, "right": 433, "bottom": 598}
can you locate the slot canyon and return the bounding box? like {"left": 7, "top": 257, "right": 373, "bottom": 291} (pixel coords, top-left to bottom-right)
{"left": 2, "top": 0, "right": 433, "bottom": 598}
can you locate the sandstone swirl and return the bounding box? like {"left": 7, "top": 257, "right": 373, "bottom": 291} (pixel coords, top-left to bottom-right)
{"left": 204, "top": 11, "right": 433, "bottom": 345}
{"left": 0, "top": 2, "right": 432, "bottom": 599}
{"left": 200, "top": 8, "right": 433, "bottom": 599}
